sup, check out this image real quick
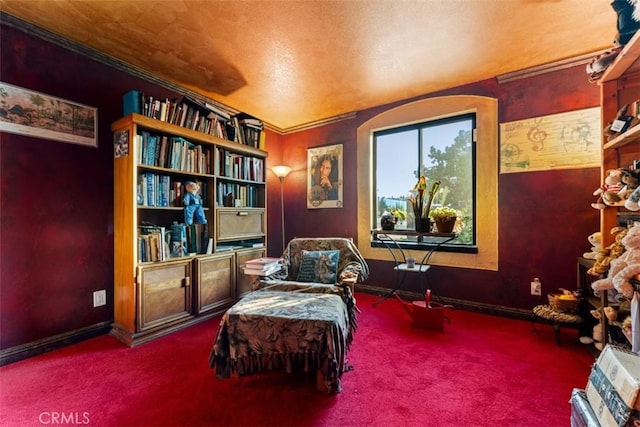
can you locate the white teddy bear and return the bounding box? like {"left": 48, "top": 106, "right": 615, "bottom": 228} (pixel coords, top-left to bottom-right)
{"left": 592, "top": 222, "right": 640, "bottom": 299}
{"left": 583, "top": 231, "right": 602, "bottom": 259}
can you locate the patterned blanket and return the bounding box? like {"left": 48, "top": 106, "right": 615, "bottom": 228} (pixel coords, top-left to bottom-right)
{"left": 209, "top": 284, "right": 357, "bottom": 393}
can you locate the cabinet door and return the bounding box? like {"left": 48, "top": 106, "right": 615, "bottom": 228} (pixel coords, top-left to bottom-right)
{"left": 137, "top": 259, "right": 193, "bottom": 332}
{"left": 236, "top": 248, "right": 267, "bottom": 298}
{"left": 194, "top": 253, "right": 235, "bottom": 314}
{"left": 216, "top": 208, "right": 265, "bottom": 241}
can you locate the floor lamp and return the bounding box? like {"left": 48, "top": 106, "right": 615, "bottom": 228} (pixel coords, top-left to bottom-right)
{"left": 271, "top": 165, "right": 292, "bottom": 252}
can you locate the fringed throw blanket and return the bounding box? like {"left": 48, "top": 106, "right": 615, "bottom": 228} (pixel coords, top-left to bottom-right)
{"left": 209, "top": 285, "right": 356, "bottom": 393}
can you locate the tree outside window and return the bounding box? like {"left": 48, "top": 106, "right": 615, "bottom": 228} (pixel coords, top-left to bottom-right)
{"left": 374, "top": 113, "right": 475, "bottom": 247}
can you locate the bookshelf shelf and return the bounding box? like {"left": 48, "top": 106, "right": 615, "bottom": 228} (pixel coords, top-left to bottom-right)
{"left": 111, "top": 112, "right": 268, "bottom": 346}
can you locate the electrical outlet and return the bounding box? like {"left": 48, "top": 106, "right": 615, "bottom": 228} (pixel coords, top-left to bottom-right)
{"left": 93, "top": 290, "right": 106, "bottom": 307}
{"left": 530, "top": 280, "right": 541, "bottom": 296}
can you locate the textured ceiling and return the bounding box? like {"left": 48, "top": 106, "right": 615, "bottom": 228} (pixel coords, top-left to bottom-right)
{"left": 0, "top": 0, "right": 617, "bottom": 131}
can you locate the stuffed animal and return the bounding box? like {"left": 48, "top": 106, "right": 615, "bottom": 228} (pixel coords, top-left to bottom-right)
{"left": 592, "top": 223, "right": 640, "bottom": 298}
{"left": 625, "top": 185, "right": 640, "bottom": 211}
{"left": 592, "top": 168, "right": 626, "bottom": 209}
{"left": 583, "top": 232, "right": 603, "bottom": 260}
{"left": 588, "top": 306, "right": 619, "bottom": 350}
{"left": 589, "top": 309, "right": 605, "bottom": 350}
{"left": 613, "top": 262, "right": 640, "bottom": 299}
{"left": 183, "top": 181, "right": 207, "bottom": 226}
{"left": 604, "top": 305, "right": 619, "bottom": 323}
{"left": 609, "top": 226, "right": 630, "bottom": 260}
{"left": 588, "top": 226, "right": 628, "bottom": 276}
{"left": 592, "top": 323, "right": 604, "bottom": 350}
{"left": 622, "top": 315, "right": 632, "bottom": 338}
{"left": 618, "top": 168, "right": 640, "bottom": 202}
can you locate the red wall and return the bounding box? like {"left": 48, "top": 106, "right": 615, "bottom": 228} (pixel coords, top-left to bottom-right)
{"left": 1, "top": 20, "right": 601, "bottom": 352}
{"left": 0, "top": 24, "right": 185, "bottom": 349}
{"left": 268, "top": 69, "right": 601, "bottom": 310}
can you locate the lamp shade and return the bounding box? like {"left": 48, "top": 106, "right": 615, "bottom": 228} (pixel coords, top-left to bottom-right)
{"left": 271, "top": 165, "right": 292, "bottom": 179}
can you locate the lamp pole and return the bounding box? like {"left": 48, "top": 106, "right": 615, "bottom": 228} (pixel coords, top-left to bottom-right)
{"left": 278, "top": 176, "right": 286, "bottom": 252}
{"left": 270, "top": 166, "right": 292, "bottom": 252}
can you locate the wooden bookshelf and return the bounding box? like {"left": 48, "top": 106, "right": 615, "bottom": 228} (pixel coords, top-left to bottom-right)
{"left": 111, "top": 113, "right": 268, "bottom": 346}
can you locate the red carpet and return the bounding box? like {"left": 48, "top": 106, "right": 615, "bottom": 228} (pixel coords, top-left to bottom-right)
{"left": 0, "top": 292, "right": 593, "bottom": 426}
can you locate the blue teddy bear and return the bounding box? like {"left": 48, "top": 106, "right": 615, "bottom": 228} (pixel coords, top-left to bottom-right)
{"left": 183, "top": 181, "right": 207, "bottom": 226}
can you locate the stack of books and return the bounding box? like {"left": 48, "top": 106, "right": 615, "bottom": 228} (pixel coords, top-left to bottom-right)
{"left": 243, "top": 257, "right": 281, "bottom": 276}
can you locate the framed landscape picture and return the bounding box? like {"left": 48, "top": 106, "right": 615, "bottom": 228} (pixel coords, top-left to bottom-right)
{"left": 0, "top": 81, "right": 98, "bottom": 147}
{"left": 307, "top": 143, "right": 343, "bottom": 209}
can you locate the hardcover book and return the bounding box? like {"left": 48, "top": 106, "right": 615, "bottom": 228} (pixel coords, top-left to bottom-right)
{"left": 123, "top": 90, "right": 142, "bottom": 116}
{"left": 169, "top": 222, "right": 188, "bottom": 258}
{"left": 245, "top": 257, "right": 281, "bottom": 267}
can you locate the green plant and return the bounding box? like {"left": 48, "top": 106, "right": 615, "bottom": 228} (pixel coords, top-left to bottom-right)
{"left": 429, "top": 206, "right": 459, "bottom": 219}
{"left": 390, "top": 208, "right": 406, "bottom": 220}
{"left": 408, "top": 177, "right": 441, "bottom": 219}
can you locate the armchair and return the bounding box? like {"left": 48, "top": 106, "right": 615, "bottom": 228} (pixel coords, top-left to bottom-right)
{"left": 210, "top": 238, "right": 369, "bottom": 392}
{"left": 260, "top": 237, "right": 369, "bottom": 291}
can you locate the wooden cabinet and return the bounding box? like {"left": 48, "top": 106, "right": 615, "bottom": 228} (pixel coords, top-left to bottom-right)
{"left": 111, "top": 113, "right": 267, "bottom": 346}
{"left": 216, "top": 208, "right": 266, "bottom": 242}
{"left": 595, "top": 32, "right": 640, "bottom": 347}
{"left": 195, "top": 253, "right": 235, "bottom": 314}
{"left": 137, "top": 259, "right": 193, "bottom": 331}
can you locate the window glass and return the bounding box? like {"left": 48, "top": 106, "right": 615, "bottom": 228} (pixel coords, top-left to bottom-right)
{"left": 374, "top": 114, "right": 475, "bottom": 248}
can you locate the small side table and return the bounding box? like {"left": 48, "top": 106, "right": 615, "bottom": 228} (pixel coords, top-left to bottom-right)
{"left": 371, "top": 229, "right": 455, "bottom": 306}
{"left": 531, "top": 304, "right": 583, "bottom": 345}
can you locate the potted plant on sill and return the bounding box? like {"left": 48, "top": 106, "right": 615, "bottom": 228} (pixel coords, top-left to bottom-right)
{"left": 429, "top": 206, "right": 459, "bottom": 234}
{"left": 408, "top": 177, "right": 441, "bottom": 232}
{"left": 380, "top": 208, "right": 407, "bottom": 231}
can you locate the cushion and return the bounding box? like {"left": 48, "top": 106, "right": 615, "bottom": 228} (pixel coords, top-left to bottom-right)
{"left": 297, "top": 250, "right": 339, "bottom": 284}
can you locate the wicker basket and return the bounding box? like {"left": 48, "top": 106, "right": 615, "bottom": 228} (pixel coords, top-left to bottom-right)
{"left": 547, "top": 293, "right": 579, "bottom": 314}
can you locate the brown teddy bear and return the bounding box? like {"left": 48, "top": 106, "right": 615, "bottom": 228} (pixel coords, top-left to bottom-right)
{"left": 591, "top": 168, "right": 626, "bottom": 209}
{"left": 588, "top": 226, "right": 628, "bottom": 276}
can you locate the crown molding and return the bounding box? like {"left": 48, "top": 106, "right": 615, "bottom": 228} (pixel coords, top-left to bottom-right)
{"left": 279, "top": 112, "right": 357, "bottom": 134}
{"left": 496, "top": 49, "right": 611, "bottom": 83}
{"left": 3, "top": 12, "right": 608, "bottom": 135}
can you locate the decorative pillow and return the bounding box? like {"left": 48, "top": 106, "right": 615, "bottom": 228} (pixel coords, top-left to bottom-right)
{"left": 297, "top": 250, "right": 340, "bottom": 284}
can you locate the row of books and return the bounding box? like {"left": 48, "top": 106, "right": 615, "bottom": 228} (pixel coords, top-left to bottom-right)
{"left": 217, "top": 182, "right": 261, "bottom": 208}
{"left": 215, "top": 240, "right": 265, "bottom": 252}
{"left": 137, "top": 173, "right": 206, "bottom": 208}
{"left": 137, "top": 222, "right": 210, "bottom": 262}
{"left": 214, "top": 148, "right": 265, "bottom": 182}
{"left": 123, "top": 90, "right": 265, "bottom": 148}
{"left": 136, "top": 132, "right": 211, "bottom": 175}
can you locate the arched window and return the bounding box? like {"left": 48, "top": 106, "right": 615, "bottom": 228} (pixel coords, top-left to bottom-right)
{"left": 357, "top": 95, "right": 498, "bottom": 270}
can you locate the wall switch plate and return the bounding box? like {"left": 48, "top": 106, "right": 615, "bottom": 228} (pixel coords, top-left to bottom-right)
{"left": 93, "top": 290, "right": 106, "bottom": 307}
{"left": 530, "top": 281, "right": 541, "bottom": 296}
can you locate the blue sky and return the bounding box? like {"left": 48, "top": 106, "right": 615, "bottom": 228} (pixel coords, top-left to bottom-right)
{"left": 376, "top": 121, "right": 465, "bottom": 199}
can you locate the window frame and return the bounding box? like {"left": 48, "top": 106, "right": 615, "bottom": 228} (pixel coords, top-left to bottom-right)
{"left": 357, "top": 95, "right": 498, "bottom": 271}
{"left": 372, "top": 113, "right": 477, "bottom": 253}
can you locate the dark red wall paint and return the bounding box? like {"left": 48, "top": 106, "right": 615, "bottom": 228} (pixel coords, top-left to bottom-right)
{"left": 1, "top": 21, "right": 601, "bottom": 351}
{"left": 0, "top": 24, "right": 185, "bottom": 349}
{"left": 269, "top": 68, "right": 601, "bottom": 310}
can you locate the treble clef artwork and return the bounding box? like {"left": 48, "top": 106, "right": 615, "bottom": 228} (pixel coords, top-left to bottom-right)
{"left": 527, "top": 118, "right": 547, "bottom": 151}
{"left": 499, "top": 107, "right": 600, "bottom": 173}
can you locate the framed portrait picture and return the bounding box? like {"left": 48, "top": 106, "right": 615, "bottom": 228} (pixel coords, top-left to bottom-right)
{"left": 307, "top": 143, "right": 343, "bottom": 209}
{"left": 0, "top": 81, "right": 98, "bottom": 147}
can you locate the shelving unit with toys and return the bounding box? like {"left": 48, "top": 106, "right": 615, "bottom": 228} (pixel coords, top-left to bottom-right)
{"left": 591, "top": 30, "right": 640, "bottom": 350}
